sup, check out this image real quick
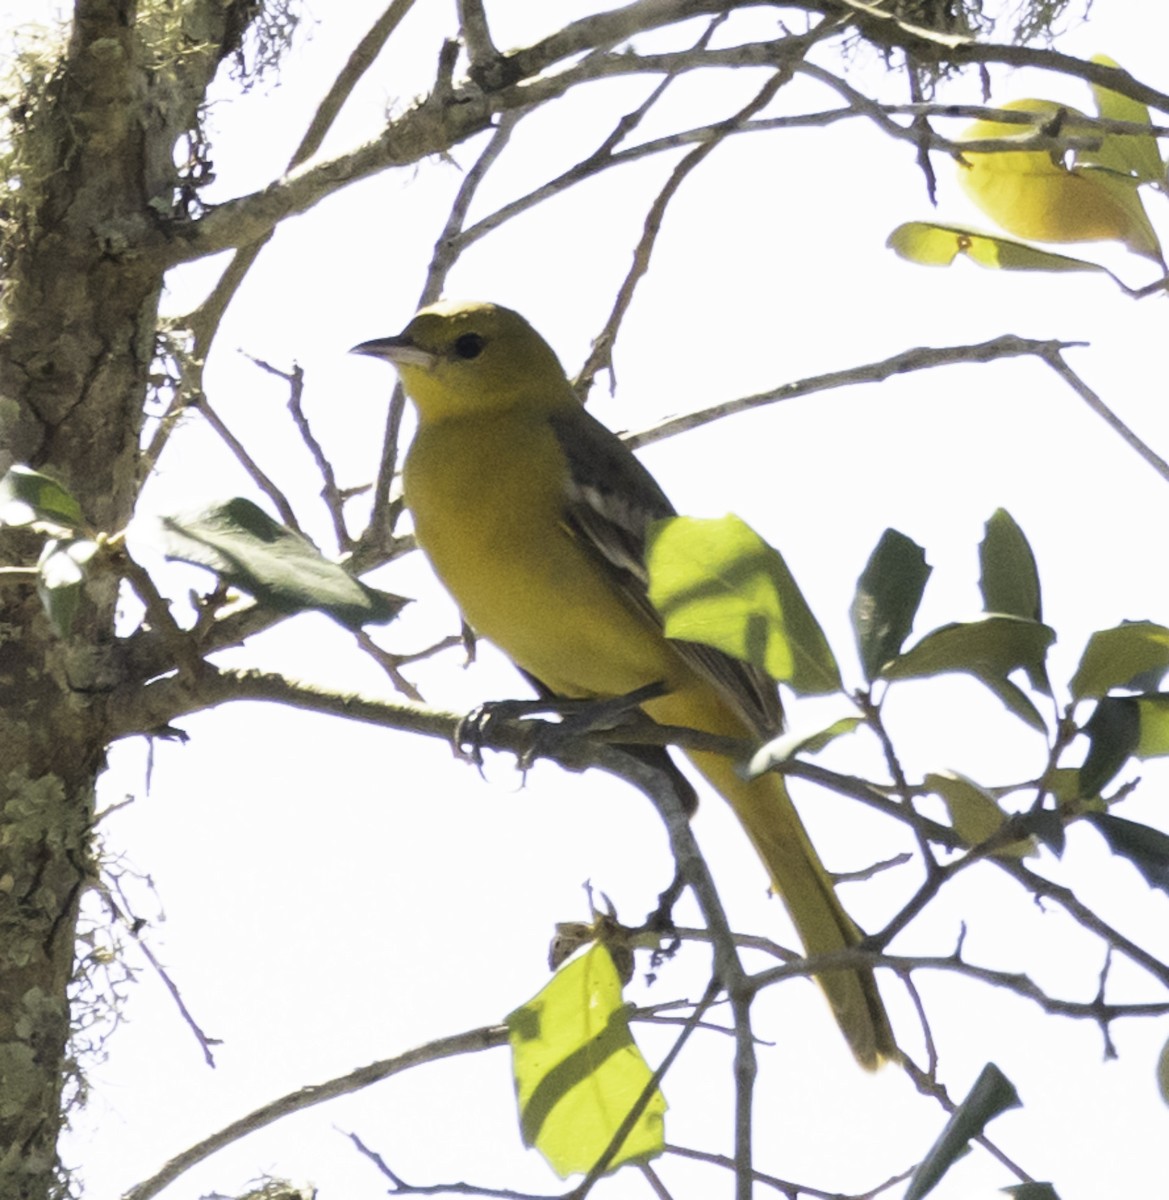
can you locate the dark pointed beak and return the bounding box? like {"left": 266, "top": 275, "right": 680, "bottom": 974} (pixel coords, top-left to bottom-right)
{"left": 350, "top": 335, "right": 436, "bottom": 370}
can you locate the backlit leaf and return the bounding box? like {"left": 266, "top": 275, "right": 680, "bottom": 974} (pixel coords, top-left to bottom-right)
{"left": 888, "top": 222, "right": 1111, "bottom": 274}
{"left": 507, "top": 944, "right": 665, "bottom": 1178}
{"left": 647, "top": 514, "right": 840, "bottom": 694}
{"left": 956, "top": 99, "right": 1161, "bottom": 260}
{"left": 1070, "top": 622, "right": 1169, "bottom": 699}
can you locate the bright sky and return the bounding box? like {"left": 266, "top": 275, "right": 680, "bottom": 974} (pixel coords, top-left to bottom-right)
{"left": 5, "top": 1, "right": 1169, "bottom": 1198}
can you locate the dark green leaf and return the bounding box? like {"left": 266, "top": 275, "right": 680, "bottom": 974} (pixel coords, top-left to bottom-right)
{"left": 0, "top": 464, "right": 84, "bottom": 531}
{"left": 647, "top": 514, "right": 840, "bottom": 694}
{"left": 161, "top": 498, "right": 407, "bottom": 630}
{"left": 979, "top": 509, "right": 1048, "bottom": 694}
{"left": 851, "top": 529, "right": 931, "bottom": 681}
{"left": 978, "top": 674, "right": 1047, "bottom": 732}
{"left": 905, "top": 1063, "right": 1021, "bottom": 1200}
{"left": 1002, "top": 1184, "right": 1061, "bottom": 1200}
{"left": 1070, "top": 622, "right": 1169, "bottom": 699}
{"left": 1026, "top": 810, "right": 1066, "bottom": 857}
{"left": 36, "top": 538, "right": 98, "bottom": 636}
{"left": 979, "top": 509, "right": 1041, "bottom": 621}
{"left": 1083, "top": 813, "right": 1169, "bottom": 893}
{"left": 1079, "top": 697, "right": 1140, "bottom": 796}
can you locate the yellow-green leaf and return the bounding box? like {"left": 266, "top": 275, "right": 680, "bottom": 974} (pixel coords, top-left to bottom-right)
{"left": 925, "top": 770, "right": 1035, "bottom": 858}
{"left": 1135, "top": 694, "right": 1169, "bottom": 757}
{"left": 887, "top": 222, "right": 1109, "bottom": 274}
{"left": 1069, "top": 622, "right": 1169, "bottom": 699}
{"left": 506, "top": 945, "right": 665, "bottom": 1178}
{"left": 956, "top": 99, "right": 1161, "bottom": 260}
{"left": 647, "top": 514, "right": 840, "bottom": 694}
{"left": 1087, "top": 55, "right": 1164, "bottom": 184}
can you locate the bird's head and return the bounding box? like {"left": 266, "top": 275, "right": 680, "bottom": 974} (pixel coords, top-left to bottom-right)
{"left": 352, "top": 300, "right": 572, "bottom": 419}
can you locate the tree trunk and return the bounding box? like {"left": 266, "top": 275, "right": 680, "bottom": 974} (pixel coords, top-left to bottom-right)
{"left": 0, "top": 4, "right": 257, "bottom": 1194}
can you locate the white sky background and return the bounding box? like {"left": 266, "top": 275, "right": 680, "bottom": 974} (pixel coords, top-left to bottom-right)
{"left": 5, "top": 1, "right": 1169, "bottom": 1197}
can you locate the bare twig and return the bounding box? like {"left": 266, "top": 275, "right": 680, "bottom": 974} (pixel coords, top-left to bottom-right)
{"left": 575, "top": 33, "right": 830, "bottom": 394}
{"left": 1041, "top": 345, "right": 1169, "bottom": 482}
{"left": 190, "top": 393, "right": 301, "bottom": 530}
{"left": 121, "top": 1025, "right": 509, "bottom": 1200}
{"left": 626, "top": 335, "right": 1086, "bottom": 449}
{"left": 664, "top": 1141, "right": 915, "bottom": 1200}
{"left": 245, "top": 354, "right": 353, "bottom": 551}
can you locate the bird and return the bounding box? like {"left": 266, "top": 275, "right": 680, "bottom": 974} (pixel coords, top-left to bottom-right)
{"left": 353, "top": 300, "right": 896, "bottom": 1068}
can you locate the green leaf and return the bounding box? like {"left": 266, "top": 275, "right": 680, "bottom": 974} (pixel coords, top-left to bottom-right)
{"left": 979, "top": 510, "right": 1047, "bottom": 693}
{"left": 36, "top": 537, "right": 99, "bottom": 636}
{"left": 851, "top": 529, "right": 931, "bottom": 681}
{"left": 1086, "top": 55, "right": 1165, "bottom": 185}
{"left": 1158, "top": 1034, "right": 1169, "bottom": 1108}
{"left": 1070, "top": 622, "right": 1169, "bottom": 699}
{"left": 646, "top": 514, "right": 840, "bottom": 694}
{"left": 1135, "top": 694, "right": 1169, "bottom": 756}
{"left": 905, "top": 1063, "right": 1021, "bottom": 1200}
{"left": 887, "top": 222, "right": 1112, "bottom": 274}
{"left": 1082, "top": 813, "right": 1169, "bottom": 894}
{"left": 1079, "top": 697, "right": 1140, "bottom": 795}
{"left": 506, "top": 944, "right": 666, "bottom": 1178}
{"left": 747, "top": 716, "right": 863, "bottom": 778}
{"left": 0, "top": 464, "right": 84, "bottom": 531}
{"left": 979, "top": 509, "right": 1042, "bottom": 621}
{"left": 1002, "top": 1184, "right": 1061, "bottom": 1200}
{"left": 976, "top": 674, "right": 1047, "bottom": 732}
{"left": 161, "top": 498, "right": 407, "bottom": 630}
{"left": 880, "top": 615, "right": 1055, "bottom": 728}
{"left": 925, "top": 770, "right": 1035, "bottom": 858}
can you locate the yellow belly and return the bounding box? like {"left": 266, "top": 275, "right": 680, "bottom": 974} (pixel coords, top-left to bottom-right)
{"left": 404, "top": 410, "right": 682, "bottom": 700}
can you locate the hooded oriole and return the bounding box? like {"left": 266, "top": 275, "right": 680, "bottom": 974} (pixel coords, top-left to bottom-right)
{"left": 354, "top": 300, "right": 896, "bottom": 1068}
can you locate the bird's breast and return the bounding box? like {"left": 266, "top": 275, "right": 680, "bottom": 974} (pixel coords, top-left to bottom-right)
{"left": 403, "top": 410, "right": 678, "bottom": 698}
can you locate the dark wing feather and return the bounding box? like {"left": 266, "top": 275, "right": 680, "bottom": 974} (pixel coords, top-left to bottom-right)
{"left": 548, "top": 407, "right": 783, "bottom": 738}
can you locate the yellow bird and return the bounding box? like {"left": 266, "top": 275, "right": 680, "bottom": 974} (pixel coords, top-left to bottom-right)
{"left": 354, "top": 301, "right": 896, "bottom": 1068}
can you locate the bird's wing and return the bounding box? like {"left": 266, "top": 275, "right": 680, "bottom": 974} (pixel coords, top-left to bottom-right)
{"left": 548, "top": 406, "right": 784, "bottom": 738}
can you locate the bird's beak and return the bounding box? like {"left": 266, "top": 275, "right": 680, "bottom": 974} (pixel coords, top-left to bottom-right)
{"left": 350, "top": 335, "right": 437, "bottom": 370}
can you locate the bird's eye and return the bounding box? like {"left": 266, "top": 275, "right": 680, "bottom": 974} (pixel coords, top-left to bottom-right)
{"left": 453, "top": 332, "right": 485, "bottom": 360}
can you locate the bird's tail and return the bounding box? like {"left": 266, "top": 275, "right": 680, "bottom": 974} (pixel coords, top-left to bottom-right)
{"left": 685, "top": 747, "right": 898, "bottom": 1069}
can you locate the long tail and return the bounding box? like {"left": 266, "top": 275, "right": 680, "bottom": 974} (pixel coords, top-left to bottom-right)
{"left": 685, "top": 747, "right": 898, "bottom": 1069}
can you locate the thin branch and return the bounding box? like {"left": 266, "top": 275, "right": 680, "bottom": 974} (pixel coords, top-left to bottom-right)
{"left": 244, "top": 354, "right": 354, "bottom": 552}
{"left": 576, "top": 65, "right": 795, "bottom": 394}
{"left": 583, "top": 746, "right": 758, "bottom": 1200}
{"left": 664, "top": 1142, "right": 915, "bottom": 1200}
{"left": 186, "top": 0, "right": 418, "bottom": 353}
{"left": 1041, "top": 345, "right": 1169, "bottom": 482}
{"left": 191, "top": 394, "right": 301, "bottom": 530}
{"left": 457, "top": 0, "right": 498, "bottom": 73}
{"left": 624, "top": 335, "right": 1087, "bottom": 449}
{"left": 121, "top": 1025, "right": 509, "bottom": 1200}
